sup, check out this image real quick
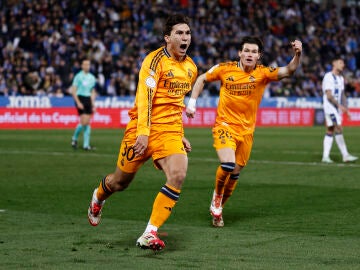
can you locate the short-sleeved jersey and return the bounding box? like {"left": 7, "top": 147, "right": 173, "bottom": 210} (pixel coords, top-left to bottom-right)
{"left": 206, "top": 62, "right": 279, "bottom": 135}
{"left": 72, "top": 71, "right": 97, "bottom": 97}
{"left": 322, "top": 71, "right": 344, "bottom": 114}
{"left": 128, "top": 46, "right": 198, "bottom": 136}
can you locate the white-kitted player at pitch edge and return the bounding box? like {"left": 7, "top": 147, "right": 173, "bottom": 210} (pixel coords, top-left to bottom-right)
{"left": 321, "top": 56, "right": 358, "bottom": 163}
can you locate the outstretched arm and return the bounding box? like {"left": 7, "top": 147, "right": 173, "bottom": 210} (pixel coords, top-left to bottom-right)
{"left": 186, "top": 73, "right": 207, "bottom": 118}
{"left": 277, "top": 40, "right": 302, "bottom": 80}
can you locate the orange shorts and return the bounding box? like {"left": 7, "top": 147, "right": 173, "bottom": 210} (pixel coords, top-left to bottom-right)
{"left": 212, "top": 125, "right": 254, "bottom": 166}
{"left": 117, "top": 121, "right": 187, "bottom": 173}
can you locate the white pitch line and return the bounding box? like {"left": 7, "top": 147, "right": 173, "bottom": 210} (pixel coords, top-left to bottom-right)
{"left": 1, "top": 149, "right": 359, "bottom": 168}
{"left": 188, "top": 157, "right": 360, "bottom": 167}
{"left": 0, "top": 149, "right": 115, "bottom": 158}
{"left": 249, "top": 159, "right": 360, "bottom": 168}
{"left": 0, "top": 209, "right": 6, "bottom": 213}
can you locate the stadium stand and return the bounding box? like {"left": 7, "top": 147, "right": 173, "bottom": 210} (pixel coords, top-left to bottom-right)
{"left": 0, "top": 0, "right": 359, "bottom": 97}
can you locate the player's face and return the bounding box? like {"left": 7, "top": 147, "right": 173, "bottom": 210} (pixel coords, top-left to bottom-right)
{"left": 165, "top": 23, "right": 191, "bottom": 61}
{"left": 239, "top": 43, "right": 260, "bottom": 70}
{"left": 333, "top": 59, "right": 345, "bottom": 72}
{"left": 82, "top": 60, "right": 91, "bottom": 73}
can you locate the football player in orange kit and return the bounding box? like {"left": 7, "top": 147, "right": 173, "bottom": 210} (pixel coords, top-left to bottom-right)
{"left": 87, "top": 14, "right": 197, "bottom": 251}
{"left": 186, "top": 36, "right": 302, "bottom": 227}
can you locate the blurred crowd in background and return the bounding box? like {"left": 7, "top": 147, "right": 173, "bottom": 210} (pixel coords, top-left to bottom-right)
{"left": 0, "top": 0, "right": 360, "bottom": 98}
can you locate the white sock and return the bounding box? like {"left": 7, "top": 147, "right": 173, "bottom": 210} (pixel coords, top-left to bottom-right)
{"left": 145, "top": 223, "right": 158, "bottom": 233}
{"left": 335, "top": 133, "right": 349, "bottom": 157}
{"left": 323, "top": 134, "right": 333, "bottom": 159}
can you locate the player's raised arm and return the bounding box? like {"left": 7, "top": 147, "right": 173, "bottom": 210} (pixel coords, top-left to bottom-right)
{"left": 277, "top": 40, "right": 302, "bottom": 80}
{"left": 186, "top": 73, "right": 207, "bottom": 118}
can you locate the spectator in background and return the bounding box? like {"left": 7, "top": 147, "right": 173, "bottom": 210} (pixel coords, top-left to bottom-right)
{"left": 106, "top": 77, "right": 117, "bottom": 96}
{"left": 110, "top": 36, "right": 123, "bottom": 62}
{"left": 0, "top": 72, "right": 7, "bottom": 96}
{"left": 0, "top": 0, "right": 359, "bottom": 97}
{"left": 23, "top": 71, "right": 43, "bottom": 95}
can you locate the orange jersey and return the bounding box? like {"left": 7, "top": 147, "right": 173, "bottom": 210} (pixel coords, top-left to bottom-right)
{"left": 206, "top": 62, "right": 279, "bottom": 135}
{"left": 128, "top": 47, "right": 197, "bottom": 136}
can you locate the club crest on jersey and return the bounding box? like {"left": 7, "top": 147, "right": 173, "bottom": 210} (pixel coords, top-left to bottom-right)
{"left": 268, "top": 66, "right": 276, "bottom": 72}
{"left": 249, "top": 75, "right": 255, "bottom": 82}
{"left": 188, "top": 69, "right": 193, "bottom": 79}
{"left": 226, "top": 76, "right": 234, "bottom": 81}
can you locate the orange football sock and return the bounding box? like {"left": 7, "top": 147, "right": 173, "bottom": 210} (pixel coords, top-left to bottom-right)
{"left": 222, "top": 175, "right": 239, "bottom": 206}
{"left": 96, "top": 175, "right": 113, "bottom": 201}
{"left": 215, "top": 165, "right": 230, "bottom": 195}
{"left": 149, "top": 184, "right": 180, "bottom": 228}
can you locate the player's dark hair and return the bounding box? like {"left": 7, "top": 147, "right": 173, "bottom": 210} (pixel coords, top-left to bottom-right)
{"left": 332, "top": 55, "right": 344, "bottom": 62}
{"left": 239, "top": 36, "right": 264, "bottom": 53}
{"left": 81, "top": 58, "right": 91, "bottom": 63}
{"left": 163, "top": 13, "right": 190, "bottom": 36}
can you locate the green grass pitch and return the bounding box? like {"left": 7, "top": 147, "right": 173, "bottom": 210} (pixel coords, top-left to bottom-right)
{"left": 0, "top": 127, "right": 359, "bottom": 269}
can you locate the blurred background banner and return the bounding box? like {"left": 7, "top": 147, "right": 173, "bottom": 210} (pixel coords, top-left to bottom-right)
{"left": 1, "top": 96, "right": 360, "bottom": 128}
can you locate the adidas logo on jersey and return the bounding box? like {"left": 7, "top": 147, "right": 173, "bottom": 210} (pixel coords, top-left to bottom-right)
{"left": 226, "top": 76, "right": 234, "bottom": 81}
{"left": 166, "top": 70, "right": 174, "bottom": 78}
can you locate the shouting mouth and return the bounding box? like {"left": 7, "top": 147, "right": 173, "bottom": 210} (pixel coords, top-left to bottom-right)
{"left": 180, "top": 44, "right": 187, "bottom": 52}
